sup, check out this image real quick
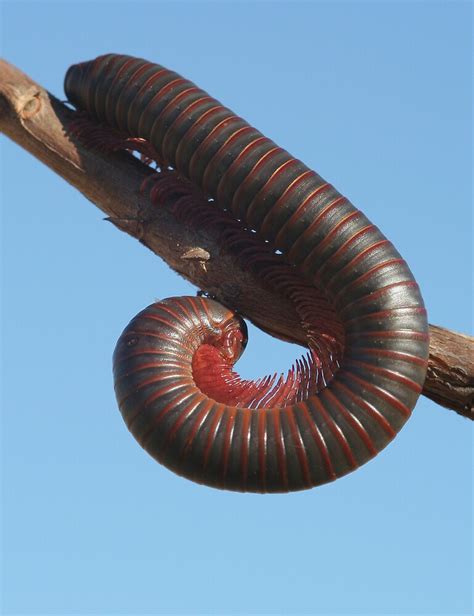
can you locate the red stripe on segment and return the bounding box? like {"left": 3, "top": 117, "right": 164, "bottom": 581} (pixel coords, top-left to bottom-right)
{"left": 146, "top": 77, "right": 187, "bottom": 114}
{"left": 284, "top": 408, "right": 312, "bottom": 488}
{"left": 117, "top": 371, "right": 180, "bottom": 407}
{"left": 140, "top": 311, "right": 188, "bottom": 333}
{"left": 345, "top": 305, "right": 427, "bottom": 327}
{"left": 155, "top": 86, "right": 199, "bottom": 132}
{"left": 130, "top": 67, "right": 170, "bottom": 120}
{"left": 120, "top": 61, "right": 153, "bottom": 80}
{"left": 180, "top": 399, "right": 214, "bottom": 462}
{"left": 156, "top": 303, "right": 193, "bottom": 327}
{"left": 161, "top": 394, "right": 202, "bottom": 448}
{"left": 114, "top": 347, "right": 168, "bottom": 368}
{"left": 324, "top": 389, "right": 378, "bottom": 456}
{"left": 114, "top": 347, "right": 182, "bottom": 365}
{"left": 259, "top": 170, "right": 316, "bottom": 236}
{"left": 287, "top": 196, "right": 346, "bottom": 262}
{"left": 114, "top": 360, "right": 189, "bottom": 383}
{"left": 174, "top": 105, "right": 226, "bottom": 170}
{"left": 140, "top": 390, "right": 198, "bottom": 447}
{"left": 339, "top": 370, "right": 412, "bottom": 418}
{"left": 201, "top": 125, "right": 256, "bottom": 192}
{"left": 240, "top": 409, "right": 252, "bottom": 489}
{"left": 111, "top": 62, "right": 155, "bottom": 125}
{"left": 258, "top": 411, "right": 267, "bottom": 492}
{"left": 352, "top": 347, "right": 428, "bottom": 367}
{"left": 331, "top": 380, "right": 396, "bottom": 438}
{"left": 189, "top": 115, "right": 242, "bottom": 185}
{"left": 175, "top": 297, "right": 198, "bottom": 324}
{"left": 187, "top": 296, "right": 204, "bottom": 320}
{"left": 345, "top": 329, "right": 430, "bottom": 342}
{"left": 215, "top": 136, "right": 269, "bottom": 203}
{"left": 272, "top": 408, "right": 289, "bottom": 491}
{"left": 137, "top": 75, "right": 185, "bottom": 133}
{"left": 312, "top": 225, "right": 377, "bottom": 280}
{"left": 122, "top": 329, "right": 185, "bottom": 346}
{"left": 125, "top": 380, "right": 191, "bottom": 428}
{"left": 76, "top": 59, "right": 96, "bottom": 104}
{"left": 122, "top": 61, "right": 154, "bottom": 84}
{"left": 334, "top": 258, "right": 406, "bottom": 300}
{"left": 310, "top": 395, "right": 358, "bottom": 470}
{"left": 220, "top": 408, "right": 237, "bottom": 484}
{"left": 230, "top": 147, "right": 283, "bottom": 215}
{"left": 208, "top": 298, "right": 234, "bottom": 330}
{"left": 202, "top": 405, "right": 226, "bottom": 470}
{"left": 106, "top": 57, "right": 137, "bottom": 94}
{"left": 245, "top": 158, "right": 301, "bottom": 225}
{"left": 193, "top": 296, "right": 214, "bottom": 327}
{"left": 150, "top": 89, "right": 197, "bottom": 149}
{"left": 90, "top": 55, "right": 111, "bottom": 78}
{"left": 122, "top": 62, "right": 153, "bottom": 86}
{"left": 174, "top": 297, "right": 202, "bottom": 332}
{"left": 345, "top": 359, "right": 423, "bottom": 394}
{"left": 98, "top": 58, "right": 138, "bottom": 122}
{"left": 301, "top": 210, "right": 362, "bottom": 270}
{"left": 340, "top": 280, "right": 419, "bottom": 314}
{"left": 297, "top": 402, "right": 336, "bottom": 480}
{"left": 162, "top": 95, "right": 214, "bottom": 162}
{"left": 273, "top": 182, "right": 331, "bottom": 247}
{"left": 323, "top": 239, "right": 391, "bottom": 289}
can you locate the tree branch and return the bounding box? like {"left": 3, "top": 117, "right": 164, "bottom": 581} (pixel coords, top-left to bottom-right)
{"left": 1, "top": 58, "right": 472, "bottom": 419}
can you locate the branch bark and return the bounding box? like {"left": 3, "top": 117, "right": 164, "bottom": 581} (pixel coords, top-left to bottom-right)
{"left": 1, "top": 59, "right": 472, "bottom": 419}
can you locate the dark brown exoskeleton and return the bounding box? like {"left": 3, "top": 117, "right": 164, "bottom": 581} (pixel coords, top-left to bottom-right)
{"left": 65, "top": 54, "right": 429, "bottom": 492}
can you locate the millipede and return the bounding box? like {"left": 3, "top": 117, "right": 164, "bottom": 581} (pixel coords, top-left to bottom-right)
{"left": 64, "top": 53, "right": 429, "bottom": 493}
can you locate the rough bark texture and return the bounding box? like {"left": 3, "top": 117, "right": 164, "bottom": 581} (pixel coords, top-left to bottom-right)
{"left": 1, "top": 59, "right": 472, "bottom": 419}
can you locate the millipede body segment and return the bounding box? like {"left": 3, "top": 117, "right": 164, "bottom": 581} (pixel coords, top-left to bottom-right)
{"left": 65, "top": 54, "right": 429, "bottom": 492}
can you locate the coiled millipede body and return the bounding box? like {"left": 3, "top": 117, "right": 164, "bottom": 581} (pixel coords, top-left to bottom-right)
{"left": 65, "top": 54, "right": 429, "bottom": 493}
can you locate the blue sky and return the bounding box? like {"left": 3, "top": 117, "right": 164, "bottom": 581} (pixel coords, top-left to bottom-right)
{"left": 1, "top": 1, "right": 472, "bottom": 614}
